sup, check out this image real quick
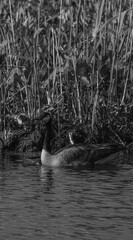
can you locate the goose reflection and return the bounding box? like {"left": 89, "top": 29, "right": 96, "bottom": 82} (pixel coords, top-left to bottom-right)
{"left": 40, "top": 166, "right": 54, "bottom": 192}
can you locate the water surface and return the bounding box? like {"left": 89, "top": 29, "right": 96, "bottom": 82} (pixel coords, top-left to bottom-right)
{"left": 0, "top": 153, "right": 133, "bottom": 240}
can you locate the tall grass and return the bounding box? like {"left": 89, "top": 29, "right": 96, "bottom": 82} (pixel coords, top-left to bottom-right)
{"left": 0, "top": 0, "right": 133, "bottom": 140}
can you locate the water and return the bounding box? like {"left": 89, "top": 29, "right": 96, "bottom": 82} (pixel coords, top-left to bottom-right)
{"left": 0, "top": 153, "right": 133, "bottom": 240}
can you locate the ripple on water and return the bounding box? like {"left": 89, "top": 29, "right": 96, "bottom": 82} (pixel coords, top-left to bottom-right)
{"left": 0, "top": 154, "right": 133, "bottom": 240}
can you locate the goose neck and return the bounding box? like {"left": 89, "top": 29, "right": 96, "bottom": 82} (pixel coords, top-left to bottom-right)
{"left": 43, "top": 119, "right": 52, "bottom": 152}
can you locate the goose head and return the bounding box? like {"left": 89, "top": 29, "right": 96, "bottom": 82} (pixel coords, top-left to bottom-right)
{"left": 68, "top": 128, "right": 88, "bottom": 145}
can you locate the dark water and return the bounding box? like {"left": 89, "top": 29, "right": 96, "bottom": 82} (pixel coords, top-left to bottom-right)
{"left": 0, "top": 153, "right": 133, "bottom": 240}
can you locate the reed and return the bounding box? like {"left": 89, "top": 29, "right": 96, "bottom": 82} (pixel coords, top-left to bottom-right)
{"left": 0, "top": 0, "right": 133, "bottom": 143}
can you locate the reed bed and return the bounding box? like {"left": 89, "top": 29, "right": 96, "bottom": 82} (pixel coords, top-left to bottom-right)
{"left": 0, "top": 0, "right": 133, "bottom": 147}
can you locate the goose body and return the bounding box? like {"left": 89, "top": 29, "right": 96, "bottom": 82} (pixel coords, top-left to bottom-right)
{"left": 41, "top": 115, "right": 125, "bottom": 167}
{"left": 41, "top": 142, "right": 125, "bottom": 167}
{"left": 41, "top": 144, "right": 93, "bottom": 167}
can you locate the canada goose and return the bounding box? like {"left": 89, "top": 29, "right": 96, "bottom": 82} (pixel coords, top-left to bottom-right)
{"left": 41, "top": 114, "right": 125, "bottom": 167}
